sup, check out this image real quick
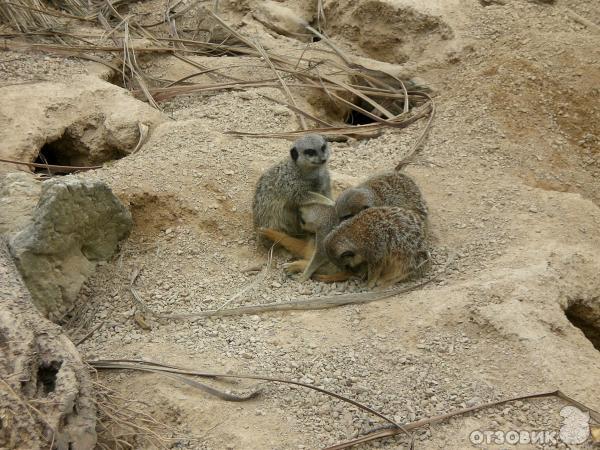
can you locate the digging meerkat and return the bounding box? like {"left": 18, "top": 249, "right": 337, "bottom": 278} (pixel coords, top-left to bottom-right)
{"left": 324, "top": 206, "right": 429, "bottom": 288}
{"left": 334, "top": 170, "right": 428, "bottom": 223}
{"left": 261, "top": 192, "right": 347, "bottom": 281}
{"left": 252, "top": 134, "right": 331, "bottom": 243}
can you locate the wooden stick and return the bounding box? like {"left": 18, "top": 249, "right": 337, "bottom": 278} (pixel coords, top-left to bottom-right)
{"left": 0, "top": 157, "right": 102, "bottom": 172}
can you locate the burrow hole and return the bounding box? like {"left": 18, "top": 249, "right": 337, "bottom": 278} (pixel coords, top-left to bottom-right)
{"left": 307, "top": 20, "right": 322, "bottom": 42}
{"left": 34, "top": 132, "right": 125, "bottom": 175}
{"left": 342, "top": 75, "right": 428, "bottom": 126}
{"left": 566, "top": 302, "right": 600, "bottom": 351}
{"left": 345, "top": 108, "right": 378, "bottom": 125}
{"left": 37, "top": 360, "right": 63, "bottom": 395}
{"left": 35, "top": 136, "right": 84, "bottom": 173}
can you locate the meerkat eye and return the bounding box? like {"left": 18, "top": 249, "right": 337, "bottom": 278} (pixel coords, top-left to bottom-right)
{"left": 340, "top": 250, "right": 355, "bottom": 259}
{"left": 304, "top": 149, "right": 317, "bottom": 157}
{"left": 340, "top": 214, "right": 352, "bottom": 221}
{"left": 320, "top": 143, "right": 327, "bottom": 152}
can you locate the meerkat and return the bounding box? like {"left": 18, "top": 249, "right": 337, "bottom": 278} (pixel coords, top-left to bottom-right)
{"left": 288, "top": 193, "right": 340, "bottom": 280}
{"left": 334, "top": 170, "right": 427, "bottom": 223}
{"left": 258, "top": 227, "right": 352, "bottom": 282}
{"left": 259, "top": 193, "right": 350, "bottom": 281}
{"left": 253, "top": 134, "right": 331, "bottom": 243}
{"left": 324, "top": 206, "right": 429, "bottom": 288}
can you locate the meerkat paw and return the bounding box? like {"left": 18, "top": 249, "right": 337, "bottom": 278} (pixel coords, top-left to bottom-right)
{"left": 283, "top": 260, "right": 308, "bottom": 274}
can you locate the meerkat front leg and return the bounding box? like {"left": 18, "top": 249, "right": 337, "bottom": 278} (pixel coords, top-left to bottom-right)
{"left": 376, "top": 259, "right": 411, "bottom": 288}
{"left": 367, "top": 264, "right": 383, "bottom": 289}
{"left": 283, "top": 259, "right": 308, "bottom": 274}
{"left": 298, "top": 249, "right": 328, "bottom": 281}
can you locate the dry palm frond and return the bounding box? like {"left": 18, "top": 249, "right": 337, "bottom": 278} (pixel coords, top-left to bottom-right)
{"left": 88, "top": 359, "right": 409, "bottom": 435}
{"left": 325, "top": 389, "right": 600, "bottom": 449}
{"left": 2, "top": 4, "right": 435, "bottom": 140}
{"left": 316, "top": 0, "right": 326, "bottom": 31}
{"left": 0, "top": 0, "right": 60, "bottom": 32}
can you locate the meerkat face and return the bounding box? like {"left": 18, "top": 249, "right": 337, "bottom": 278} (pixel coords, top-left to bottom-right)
{"left": 335, "top": 187, "right": 374, "bottom": 221}
{"left": 290, "top": 134, "right": 330, "bottom": 169}
{"left": 336, "top": 248, "right": 365, "bottom": 272}
{"left": 324, "top": 234, "right": 366, "bottom": 273}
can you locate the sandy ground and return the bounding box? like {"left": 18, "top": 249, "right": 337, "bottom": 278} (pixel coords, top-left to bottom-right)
{"left": 2, "top": 0, "right": 600, "bottom": 448}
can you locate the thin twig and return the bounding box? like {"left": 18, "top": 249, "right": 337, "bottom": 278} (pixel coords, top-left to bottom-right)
{"left": 253, "top": 39, "right": 307, "bottom": 130}
{"left": 0, "top": 157, "right": 102, "bottom": 172}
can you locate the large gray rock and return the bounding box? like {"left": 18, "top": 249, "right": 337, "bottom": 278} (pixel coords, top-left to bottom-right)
{"left": 8, "top": 177, "right": 132, "bottom": 320}
{"left": 0, "top": 172, "right": 41, "bottom": 235}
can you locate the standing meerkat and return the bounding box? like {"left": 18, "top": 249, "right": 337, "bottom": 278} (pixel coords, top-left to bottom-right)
{"left": 334, "top": 170, "right": 427, "bottom": 223}
{"left": 253, "top": 134, "right": 331, "bottom": 241}
{"left": 324, "top": 206, "right": 429, "bottom": 288}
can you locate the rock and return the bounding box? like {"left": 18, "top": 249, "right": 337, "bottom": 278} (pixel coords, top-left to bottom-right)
{"left": 0, "top": 75, "right": 164, "bottom": 174}
{"left": 9, "top": 177, "right": 132, "bottom": 320}
{"left": 466, "top": 396, "right": 482, "bottom": 408}
{"left": 0, "top": 241, "right": 97, "bottom": 449}
{"left": 0, "top": 172, "right": 41, "bottom": 235}
{"left": 253, "top": 1, "right": 312, "bottom": 39}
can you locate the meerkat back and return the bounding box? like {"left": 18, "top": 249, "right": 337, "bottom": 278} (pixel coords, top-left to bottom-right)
{"left": 366, "top": 171, "right": 428, "bottom": 222}
{"left": 324, "top": 206, "right": 429, "bottom": 288}
{"left": 335, "top": 171, "right": 428, "bottom": 223}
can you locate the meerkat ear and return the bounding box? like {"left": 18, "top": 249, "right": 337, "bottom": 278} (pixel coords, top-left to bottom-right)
{"left": 290, "top": 146, "right": 298, "bottom": 161}
{"left": 302, "top": 192, "right": 335, "bottom": 206}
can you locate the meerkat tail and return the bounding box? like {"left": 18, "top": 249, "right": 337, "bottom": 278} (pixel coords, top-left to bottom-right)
{"left": 312, "top": 272, "right": 354, "bottom": 283}
{"left": 258, "top": 228, "right": 314, "bottom": 259}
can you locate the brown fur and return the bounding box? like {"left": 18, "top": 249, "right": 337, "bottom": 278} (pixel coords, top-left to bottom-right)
{"left": 335, "top": 171, "right": 427, "bottom": 223}
{"left": 324, "top": 206, "right": 429, "bottom": 288}
{"left": 258, "top": 227, "right": 353, "bottom": 282}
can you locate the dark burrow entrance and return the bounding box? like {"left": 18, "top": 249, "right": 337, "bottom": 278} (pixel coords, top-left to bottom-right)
{"left": 345, "top": 108, "right": 378, "bottom": 125}
{"left": 36, "top": 360, "right": 62, "bottom": 395}
{"left": 342, "top": 75, "right": 430, "bottom": 126}
{"left": 35, "top": 136, "right": 82, "bottom": 171}
{"left": 566, "top": 302, "right": 600, "bottom": 351}
{"left": 34, "top": 133, "right": 125, "bottom": 175}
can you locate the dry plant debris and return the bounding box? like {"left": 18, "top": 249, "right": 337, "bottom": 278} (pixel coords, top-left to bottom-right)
{"left": 89, "top": 359, "right": 600, "bottom": 449}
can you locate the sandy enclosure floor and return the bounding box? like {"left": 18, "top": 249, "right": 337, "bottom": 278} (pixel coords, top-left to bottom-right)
{"left": 2, "top": 0, "right": 600, "bottom": 448}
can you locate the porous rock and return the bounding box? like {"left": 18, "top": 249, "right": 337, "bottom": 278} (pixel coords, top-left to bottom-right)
{"left": 0, "top": 240, "right": 97, "bottom": 450}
